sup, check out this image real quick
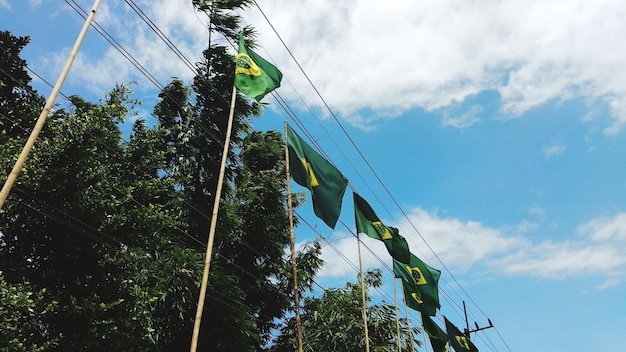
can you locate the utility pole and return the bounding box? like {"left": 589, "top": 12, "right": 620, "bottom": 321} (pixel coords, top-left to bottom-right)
{"left": 463, "top": 301, "right": 494, "bottom": 339}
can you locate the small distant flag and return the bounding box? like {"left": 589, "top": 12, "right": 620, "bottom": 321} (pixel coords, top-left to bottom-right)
{"left": 395, "top": 252, "right": 441, "bottom": 317}
{"left": 444, "top": 317, "right": 479, "bottom": 352}
{"left": 402, "top": 281, "right": 438, "bottom": 316}
{"left": 421, "top": 313, "right": 450, "bottom": 352}
{"left": 286, "top": 123, "right": 348, "bottom": 228}
{"left": 234, "top": 33, "right": 282, "bottom": 101}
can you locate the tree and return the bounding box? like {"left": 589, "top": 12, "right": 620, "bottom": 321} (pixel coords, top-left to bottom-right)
{"left": 0, "top": 78, "right": 205, "bottom": 350}
{"left": 0, "top": 31, "right": 45, "bottom": 143}
{"left": 0, "top": 1, "right": 326, "bottom": 349}
{"left": 1, "top": 31, "right": 206, "bottom": 349}
{"left": 149, "top": 1, "right": 325, "bottom": 350}
{"left": 0, "top": 276, "right": 60, "bottom": 351}
{"left": 271, "top": 269, "right": 421, "bottom": 352}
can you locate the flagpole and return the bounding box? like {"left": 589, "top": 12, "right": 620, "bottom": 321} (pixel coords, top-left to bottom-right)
{"left": 356, "top": 234, "right": 371, "bottom": 352}
{"left": 189, "top": 85, "right": 237, "bottom": 352}
{"left": 284, "top": 121, "right": 304, "bottom": 352}
{"left": 0, "top": 0, "right": 102, "bottom": 211}
{"left": 419, "top": 313, "right": 430, "bottom": 352}
{"left": 400, "top": 281, "right": 416, "bottom": 352}
{"left": 394, "top": 278, "right": 402, "bottom": 352}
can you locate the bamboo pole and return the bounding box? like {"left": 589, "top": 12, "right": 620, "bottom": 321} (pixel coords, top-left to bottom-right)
{"left": 284, "top": 121, "right": 304, "bottom": 352}
{"left": 356, "top": 234, "right": 371, "bottom": 352}
{"left": 400, "top": 281, "right": 416, "bottom": 352}
{"left": 394, "top": 279, "right": 402, "bottom": 352}
{"left": 418, "top": 312, "right": 429, "bottom": 352}
{"left": 0, "top": 0, "right": 102, "bottom": 211}
{"left": 189, "top": 85, "right": 237, "bottom": 352}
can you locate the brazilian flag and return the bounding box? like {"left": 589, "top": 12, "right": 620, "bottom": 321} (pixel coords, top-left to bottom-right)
{"left": 286, "top": 124, "right": 348, "bottom": 228}
{"left": 421, "top": 313, "right": 450, "bottom": 352}
{"left": 394, "top": 253, "right": 441, "bottom": 315}
{"left": 402, "top": 280, "right": 438, "bottom": 316}
{"left": 234, "top": 33, "right": 282, "bottom": 101}
{"left": 444, "top": 317, "right": 478, "bottom": 352}
{"left": 353, "top": 192, "right": 410, "bottom": 264}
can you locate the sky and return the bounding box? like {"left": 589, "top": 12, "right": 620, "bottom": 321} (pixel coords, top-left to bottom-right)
{"left": 2, "top": 0, "right": 626, "bottom": 351}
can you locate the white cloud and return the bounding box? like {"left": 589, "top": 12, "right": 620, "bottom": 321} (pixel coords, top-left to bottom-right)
{"left": 398, "top": 208, "right": 523, "bottom": 270}
{"left": 244, "top": 0, "right": 626, "bottom": 131}
{"left": 316, "top": 207, "right": 523, "bottom": 279}
{"left": 317, "top": 235, "right": 389, "bottom": 279}
{"left": 0, "top": 0, "right": 9, "bottom": 10}
{"left": 543, "top": 142, "right": 565, "bottom": 158}
{"left": 516, "top": 219, "right": 538, "bottom": 234}
{"left": 577, "top": 212, "right": 626, "bottom": 242}
{"left": 493, "top": 241, "right": 626, "bottom": 279}
{"left": 36, "top": 0, "right": 626, "bottom": 132}
{"left": 596, "top": 274, "right": 623, "bottom": 290}
{"left": 493, "top": 212, "right": 626, "bottom": 281}
{"left": 441, "top": 104, "right": 482, "bottom": 128}
{"left": 316, "top": 208, "right": 626, "bottom": 287}
{"left": 528, "top": 206, "right": 545, "bottom": 217}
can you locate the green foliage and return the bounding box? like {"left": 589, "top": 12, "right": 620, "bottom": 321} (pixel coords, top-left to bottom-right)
{"left": 149, "top": 2, "right": 321, "bottom": 349}
{"left": 192, "top": 0, "right": 254, "bottom": 42}
{"left": 0, "top": 31, "right": 45, "bottom": 141}
{"left": 0, "top": 80, "right": 204, "bottom": 350}
{"left": 0, "top": 277, "right": 60, "bottom": 351}
{"left": 271, "top": 270, "right": 421, "bottom": 352}
{"left": 0, "top": 30, "right": 202, "bottom": 349}
{"left": 0, "top": 1, "right": 327, "bottom": 350}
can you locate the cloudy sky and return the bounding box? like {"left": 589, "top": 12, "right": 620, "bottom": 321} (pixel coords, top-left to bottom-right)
{"left": 3, "top": 0, "right": 626, "bottom": 351}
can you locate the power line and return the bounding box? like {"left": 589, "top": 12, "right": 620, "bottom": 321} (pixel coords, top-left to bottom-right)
{"left": 267, "top": 66, "right": 483, "bottom": 329}
{"left": 124, "top": 0, "right": 198, "bottom": 74}
{"left": 12, "top": 1, "right": 508, "bottom": 348}
{"left": 4, "top": 5, "right": 345, "bottom": 339}
{"left": 249, "top": 1, "right": 510, "bottom": 350}
{"left": 3, "top": 46, "right": 335, "bottom": 327}
{"left": 64, "top": 0, "right": 165, "bottom": 90}
{"left": 227, "top": 8, "right": 500, "bottom": 348}
{"left": 58, "top": 0, "right": 411, "bottom": 323}
{"left": 93, "top": 1, "right": 404, "bottom": 311}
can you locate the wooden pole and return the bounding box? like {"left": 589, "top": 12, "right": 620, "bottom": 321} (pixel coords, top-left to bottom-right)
{"left": 0, "top": 0, "right": 102, "bottom": 211}
{"left": 394, "top": 279, "right": 402, "bottom": 352}
{"left": 418, "top": 312, "right": 429, "bottom": 352}
{"left": 284, "top": 121, "right": 304, "bottom": 352}
{"left": 400, "top": 281, "right": 416, "bottom": 352}
{"left": 189, "top": 85, "right": 237, "bottom": 352}
{"left": 356, "top": 234, "right": 371, "bottom": 352}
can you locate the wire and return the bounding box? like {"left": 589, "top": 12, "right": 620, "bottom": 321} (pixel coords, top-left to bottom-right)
{"left": 250, "top": 1, "right": 511, "bottom": 349}
{"left": 10, "top": 1, "right": 510, "bottom": 349}
{"left": 124, "top": 0, "right": 198, "bottom": 74}
{"left": 65, "top": 0, "right": 165, "bottom": 90}
{"left": 20, "top": 0, "right": 400, "bottom": 328}
{"left": 3, "top": 52, "right": 331, "bottom": 322}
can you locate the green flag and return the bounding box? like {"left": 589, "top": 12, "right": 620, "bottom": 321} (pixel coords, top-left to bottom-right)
{"left": 444, "top": 317, "right": 478, "bottom": 352}
{"left": 422, "top": 313, "right": 450, "bottom": 352}
{"left": 353, "top": 192, "right": 410, "bottom": 264}
{"left": 286, "top": 124, "right": 348, "bottom": 228}
{"left": 393, "top": 254, "right": 441, "bottom": 315}
{"left": 393, "top": 253, "right": 441, "bottom": 308}
{"left": 402, "top": 279, "right": 438, "bottom": 316}
{"left": 234, "top": 33, "right": 282, "bottom": 101}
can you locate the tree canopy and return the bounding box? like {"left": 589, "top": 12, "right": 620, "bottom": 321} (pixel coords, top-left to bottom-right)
{"left": 271, "top": 269, "right": 421, "bottom": 352}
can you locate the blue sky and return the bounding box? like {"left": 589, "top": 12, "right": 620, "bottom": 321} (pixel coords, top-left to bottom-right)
{"left": 3, "top": 0, "right": 626, "bottom": 351}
